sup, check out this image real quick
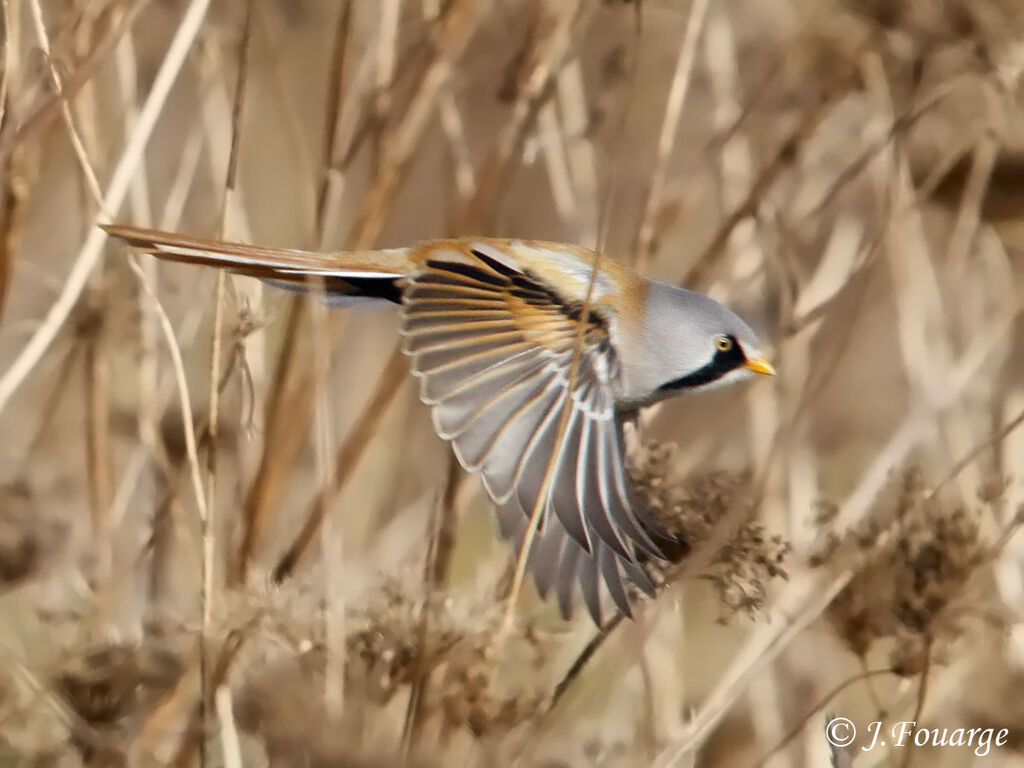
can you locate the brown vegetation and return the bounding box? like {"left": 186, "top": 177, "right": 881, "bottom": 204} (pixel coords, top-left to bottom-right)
{"left": 1, "top": 0, "right": 1023, "bottom": 765}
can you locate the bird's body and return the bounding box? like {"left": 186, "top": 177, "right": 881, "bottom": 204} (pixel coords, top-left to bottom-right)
{"left": 104, "top": 225, "right": 774, "bottom": 624}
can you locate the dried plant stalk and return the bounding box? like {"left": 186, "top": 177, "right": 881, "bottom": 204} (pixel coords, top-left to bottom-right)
{"left": 272, "top": 346, "right": 407, "bottom": 582}
{"left": 0, "top": 0, "right": 213, "bottom": 415}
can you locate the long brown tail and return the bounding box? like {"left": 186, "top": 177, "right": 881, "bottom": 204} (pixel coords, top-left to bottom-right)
{"left": 102, "top": 224, "right": 413, "bottom": 303}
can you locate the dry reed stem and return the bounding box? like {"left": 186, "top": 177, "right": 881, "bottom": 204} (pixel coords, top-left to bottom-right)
{"left": 401, "top": 451, "right": 463, "bottom": 757}
{"left": 240, "top": 0, "right": 480, "bottom": 587}
{"left": 703, "top": 5, "right": 787, "bottom": 764}
{"left": 314, "top": 0, "right": 354, "bottom": 239}
{"left": 19, "top": 343, "right": 79, "bottom": 466}
{"left": 122, "top": 272, "right": 208, "bottom": 638}
{"left": 861, "top": 54, "right": 987, "bottom": 524}
{"left": 555, "top": 58, "right": 599, "bottom": 248}
{"left": 457, "top": 0, "right": 580, "bottom": 233}
{"left": 419, "top": 0, "right": 476, "bottom": 207}
{"left": 996, "top": 388, "right": 1024, "bottom": 665}
{"left": 801, "top": 74, "right": 966, "bottom": 224}
{"left": 26, "top": 0, "right": 103, "bottom": 206}
{"left": 0, "top": 0, "right": 22, "bottom": 323}
{"left": 0, "top": 0, "right": 10, "bottom": 133}
{"left": 748, "top": 669, "right": 894, "bottom": 768}
{"left": 214, "top": 683, "right": 242, "bottom": 768}
{"left": 272, "top": 346, "right": 408, "bottom": 582}
{"left": 192, "top": 45, "right": 266, "bottom": 455}
{"left": 438, "top": 89, "right": 475, "bottom": 203}
{"left": 946, "top": 134, "right": 1000, "bottom": 280}
{"left": 316, "top": 10, "right": 395, "bottom": 244}
{"left": 207, "top": 0, "right": 254, "bottom": 613}
{"left": 244, "top": 2, "right": 317, "bottom": 230}
{"left": 374, "top": 0, "right": 403, "bottom": 149}
{"left": 231, "top": 297, "right": 307, "bottom": 584}
{"left": 109, "top": 23, "right": 159, "bottom": 645}
{"left": 231, "top": 0, "right": 460, "bottom": 584}
{"left": 46, "top": 14, "right": 118, "bottom": 633}
{"left": 115, "top": 33, "right": 154, "bottom": 229}
{"left": 105, "top": 130, "right": 205, "bottom": 541}
{"left": 0, "top": 155, "right": 25, "bottom": 323}
{"left": 0, "top": 1, "right": 137, "bottom": 164}
{"left": 128, "top": 648, "right": 201, "bottom": 762}
{"left": 353, "top": 0, "right": 481, "bottom": 246}
{"left": 194, "top": 8, "right": 253, "bottom": 767}
{"left": 682, "top": 57, "right": 861, "bottom": 291}
{"left": 535, "top": 100, "right": 578, "bottom": 229}
{"left": 82, "top": 317, "right": 111, "bottom": 555}
{"left": 312, "top": 292, "right": 345, "bottom": 718}
{"left": 307, "top": 8, "right": 357, "bottom": 694}
{"left": 126, "top": 253, "right": 208, "bottom": 556}
{"left": 633, "top": 0, "right": 709, "bottom": 271}
{"left": 0, "top": 0, "right": 212, "bottom": 415}
{"left": 170, "top": 619, "right": 258, "bottom": 767}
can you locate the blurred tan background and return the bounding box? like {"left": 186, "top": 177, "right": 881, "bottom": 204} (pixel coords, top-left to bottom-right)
{"left": 1, "top": 0, "right": 1024, "bottom": 765}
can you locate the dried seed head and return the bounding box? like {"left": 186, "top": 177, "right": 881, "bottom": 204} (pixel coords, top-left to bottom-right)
{"left": 704, "top": 524, "right": 791, "bottom": 623}
{"left": 827, "top": 465, "right": 990, "bottom": 675}
{"left": 345, "top": 580, "right": 463, "bottom": 704}
{"left": 630, "top": 442, "right": 790, "bottom": 621}
{"left": 435, "top": 629, "right": 548, "bottom": 738}
{"left": 54, "top": 644, "right": 183, "bottom": 727}
{"left": 0, "top": 481, "right": 67, "bottom": 591}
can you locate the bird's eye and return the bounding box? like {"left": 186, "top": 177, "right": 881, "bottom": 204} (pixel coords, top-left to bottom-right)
{"left": 715, "top": 335, "right": 734, "bottom": 352}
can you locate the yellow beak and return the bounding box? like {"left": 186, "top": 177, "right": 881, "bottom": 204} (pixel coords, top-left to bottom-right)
{"left": 743, "top": 356, "right": 776, "bottom": 376}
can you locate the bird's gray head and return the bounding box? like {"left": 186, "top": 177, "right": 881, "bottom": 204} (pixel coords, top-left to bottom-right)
{"left": 627, "top": 281, "right": 774, "bottom": 404}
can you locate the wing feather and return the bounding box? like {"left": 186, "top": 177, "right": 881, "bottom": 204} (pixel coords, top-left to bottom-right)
{"left": 397, "top": 245, "right": 678, "bottom": 622}
{"left": 597, "top": 422, "right": 663, "bottom": 558}
{"left": 600, "top": 547, "right": 632, "bottom": 618}
{"left": 403, "top": 319, "right": 521, "bottom": 349}
{"left": 431, "top": 364, "right": 547, "bottom": 441}
{"left": 531, "top": 523, "right": 566, "bottom": 598}
{"left": 447, "top": 374, "right": 557, "bottom": 468}
{"left": 420, "top": 347, "right": 544, "bottom": 405}
{"left": 555, "top": 539, "right": 580, "bottom": 619}
{"left": 547, "top": 405, "right": 593, "bottom": 552}
{"left": 413, "top": 339, "right": 534, "bottom": 375}
{"left": 578, "top": 550, "right": 603, "bottom": 626}
{"left": 404, "top": 309, "right": 511, "bottom": 327}
{"left": 475, "top": 377, "right": 562, "bottom": 503}
{"left": 407, "top": 284, "right": 508, "bottom": 302}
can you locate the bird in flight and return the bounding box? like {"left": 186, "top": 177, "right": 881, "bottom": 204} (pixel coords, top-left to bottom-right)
{"left": 104, "top": 225, "right": 775, "bottom": 624}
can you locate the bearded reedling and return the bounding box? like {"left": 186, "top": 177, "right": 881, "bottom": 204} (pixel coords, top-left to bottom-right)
{"left": 104, "top": 225, "right": 775, "bottom": 623}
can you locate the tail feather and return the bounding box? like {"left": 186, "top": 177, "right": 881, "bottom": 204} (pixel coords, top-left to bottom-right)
{"left": 102, "top": 224, "right": 412, "bottom": 303}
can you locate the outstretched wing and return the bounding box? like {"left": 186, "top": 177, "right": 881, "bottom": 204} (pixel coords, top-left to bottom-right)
{"left": 400, "top": 244, "right": 673, "bottom": 621}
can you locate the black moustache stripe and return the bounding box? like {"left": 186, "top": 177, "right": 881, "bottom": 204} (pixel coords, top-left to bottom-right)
{"left": 658, "top": 342, "right": 747, "bottom": 391}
